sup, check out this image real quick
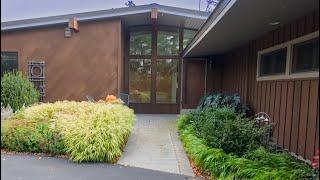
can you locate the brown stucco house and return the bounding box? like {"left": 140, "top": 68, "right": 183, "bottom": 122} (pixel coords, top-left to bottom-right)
{"left": 1, "top": 0, "right": 319, "bottom": 161}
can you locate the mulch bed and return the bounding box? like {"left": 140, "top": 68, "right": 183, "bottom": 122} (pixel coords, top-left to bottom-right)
{"left": 1, "top": 149, "right": 68, "bottom": 159}
{"left": 187, "top": 156, "right": 211, "bottom": 180}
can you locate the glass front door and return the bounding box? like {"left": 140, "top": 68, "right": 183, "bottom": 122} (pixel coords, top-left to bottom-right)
{"left": 127, "top": 26, "right": 182, "bottom": 113}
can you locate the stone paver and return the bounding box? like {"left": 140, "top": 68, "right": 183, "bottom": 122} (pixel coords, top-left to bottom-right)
{"left": 118, "top": 114, "right": 194, "bottom": 176}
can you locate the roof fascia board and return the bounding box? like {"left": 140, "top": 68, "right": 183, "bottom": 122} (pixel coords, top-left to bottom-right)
{"left": 2, "top": 4, "right": 209, "bottom": 31}
{"left": 183, "top": 0, "right": 237, "bottom": 57}
{"left": 1, "top": 9, "right": 150, "bottom": 31}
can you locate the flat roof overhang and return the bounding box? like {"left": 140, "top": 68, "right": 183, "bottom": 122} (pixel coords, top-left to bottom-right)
{"left": 183, "top": 0, "right": 319, "bottom": 58}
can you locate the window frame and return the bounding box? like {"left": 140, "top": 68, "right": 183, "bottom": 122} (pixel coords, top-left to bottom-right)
{"left": 1, "top": 51, "right": 19, "bottom": 77}
{"left": 257, "top": 31, "right": 319, "bottom": 81}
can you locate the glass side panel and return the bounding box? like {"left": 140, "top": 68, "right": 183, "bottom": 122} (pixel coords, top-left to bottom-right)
{"left": 292, "top": 38, "right": 319, "bottom": 73}
{"left": 129, "top": 59, "right": 151, "bottom": 103}
{"left": 183, "top": 29, "right": 197, "bottom": 49}
{"left": 156, "top": 59, "right": 178, "bottom": 103}
{"left": 129, "top": 31, "right": 152, "bottom": 55}
{"left": 157, "top": 30, "right": 179, "bottom": 56}
{"left": 260, "top": 48, "right": 287, "bottom": 76}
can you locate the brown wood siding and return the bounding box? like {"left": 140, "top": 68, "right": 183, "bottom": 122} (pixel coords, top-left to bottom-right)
{"left": 182, "top": 59, "right": 206, "bottom": 109}
{"left": 1, "top": 19, "right": 123, "bottom": 102}
{"left": 215, "top": 10, "right": 319, "bottom": 160}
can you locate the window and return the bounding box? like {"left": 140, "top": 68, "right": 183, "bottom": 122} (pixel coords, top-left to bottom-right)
{"left": 129, "top": 59, "right": 151, "bottom": 103}
{"left": 292, "top": 38, "right": 319, "bottom": 73}
{"left": 183, "top": 29, "right": 197, "bottom": 49}
{"left": 1, "top": 51, "right": 18, "bottom": 77}
{"left": 129, "top": 31, "right": 152, "bottom": 55}
{"left": 157, "top": 30, "right": 179, "bottom": 56}
{"left": 257, "top": 31, "right": 319, "bottom": 81}
{"left": 260, "top": 48, "right": 286, "bottom": 76}
{"left": 156, "top": 59, "right": 178, "bottom": 103}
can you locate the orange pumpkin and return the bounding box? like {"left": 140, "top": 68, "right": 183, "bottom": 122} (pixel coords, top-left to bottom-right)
{"left": 106, "top": 95, "right": 117, "bottom": 102}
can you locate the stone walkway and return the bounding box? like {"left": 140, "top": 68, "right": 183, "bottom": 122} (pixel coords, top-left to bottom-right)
{"left": 118, "top": 114, "right": 194, "bottom": 177}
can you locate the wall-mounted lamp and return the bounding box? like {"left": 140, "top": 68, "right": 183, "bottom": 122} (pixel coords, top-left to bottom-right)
{"left": 69, "top": 17, "right": 79, "bottom": 32}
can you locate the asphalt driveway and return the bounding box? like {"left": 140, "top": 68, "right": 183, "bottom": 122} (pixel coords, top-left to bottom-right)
{"left": 1, "top": 153, "right": 193, "bottom": 180}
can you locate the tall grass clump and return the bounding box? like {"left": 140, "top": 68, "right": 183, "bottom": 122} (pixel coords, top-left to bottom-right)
{"left": 1, "top": 101, "right": 135, "bottom": 163}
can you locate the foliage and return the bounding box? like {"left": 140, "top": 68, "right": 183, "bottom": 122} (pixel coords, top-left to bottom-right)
{"left": 178, "top": 118, "right": 313, "bottom": 180}
{"left": 198, "top": 92, "right": 250, "bottom": 115}
{"left": 1, "top": 119, "right": 64, "bottom": 154}
{"left": 182, "top": 107, "right": 267, "bottom": 156}
{"left": 1, "top": 101, "right": 136, "bottom": 162}
{"left": 1, "top": 71, "right": 40, "bottom": 111}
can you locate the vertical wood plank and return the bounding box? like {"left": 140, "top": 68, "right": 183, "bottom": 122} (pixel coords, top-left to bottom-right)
{"left": 297, "top": 80, "right": 310, "bottom": 158}
{"left": 260, "top": 82, "right": 266, "bottom": 112}
{"left": 278, "top": 81, "right": 288, "bottom": 147}
{"left": 305, "top": 11, "right": 315, "bottom": 33}
{"left": 305, "top": 80, "right": 319, "bottom": 160}
{"left": 265, "top": 82, "right": 271, "bottom": 114}
{"left": 273, "top": 81, "right": 282, "bottom": 142}
{"left": 291, "top": 20, "right": 298, "bottom": 39}
{"left": 257, "top": 82, "right": 262, "bottom": 112}
{"left": 284, "top": 81, "right": 294, "bottom": 150}
{"left": 269, "top": 82, "right": 276, "bottom": 126}
{"left": 315, "top": 100, "right": 319, "bottom": 157}
{"left": 297, "top": 16, "right": 306, "bottom": 37}
{"left": 290, "top": 81, "right": 302, "bottom": 153}
{"left": 315, "top": 10, "right": 319, "bottom": 30}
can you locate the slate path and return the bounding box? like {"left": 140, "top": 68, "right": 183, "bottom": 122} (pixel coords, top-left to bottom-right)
{"left": 1, "top": 153, "right": 193, "bottom": 180}
{"left": 118, "top": 114, "right": 194, "bottom": 176}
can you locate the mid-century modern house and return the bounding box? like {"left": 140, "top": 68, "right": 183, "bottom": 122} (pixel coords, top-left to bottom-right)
{"left": 1, "top": 0, "right": 319, "bottom": 161}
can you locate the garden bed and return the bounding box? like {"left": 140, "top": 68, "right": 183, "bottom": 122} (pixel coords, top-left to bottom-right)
{"left": 177, "top": 105, "right": 313, "bottom": 179}
{"left": 1, "top": 101, "right": 136, "bottom": 163}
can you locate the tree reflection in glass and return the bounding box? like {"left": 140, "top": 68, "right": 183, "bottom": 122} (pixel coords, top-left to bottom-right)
{"left": 129, "top": 59, "right": 151, "bottom": 103}
{"left": 156, "top": 59, "right": 178, "bottom": 103}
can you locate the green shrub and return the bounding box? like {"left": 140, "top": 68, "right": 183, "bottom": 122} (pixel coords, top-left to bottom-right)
{"left": 178, "top": 120, "right": 313, "bottom": 180}
{"left": 184, "top": 107, "right": 267, "bottom": 156}
{"left": 198, "top": 92, "right": 250, "bottom": 115}
{"left": 1, "top": 119, "right": 65, "bottom": 154}
{"left": 1, "top": 72, "right": 40, "bottom": 111}
{"left": 1, "top": 101, "right": 136, "bottom": 162}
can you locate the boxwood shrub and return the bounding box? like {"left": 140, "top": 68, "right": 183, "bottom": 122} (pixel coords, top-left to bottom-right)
{"left": 1, "top": 101, "right": 136, "bottom": 162}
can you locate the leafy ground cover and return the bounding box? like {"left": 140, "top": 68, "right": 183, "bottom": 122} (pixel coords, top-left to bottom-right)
{"left": 1, "top": 101, "right": 135, "bottom": 163}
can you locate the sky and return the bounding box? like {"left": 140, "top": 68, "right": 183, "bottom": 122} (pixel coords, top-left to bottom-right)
{"left": 1, "top": 0, "right": 208, "bottom": 21}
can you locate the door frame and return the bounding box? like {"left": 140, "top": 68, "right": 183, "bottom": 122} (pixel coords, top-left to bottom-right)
{"left": 124, "top": 24, "right": 185, "bottom": 114}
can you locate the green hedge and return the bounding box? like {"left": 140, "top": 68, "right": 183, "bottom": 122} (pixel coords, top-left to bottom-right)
{"left": 1, "top": 101, "right": 136, "bottom": 162}
{"left": 178, "top": 114, "right": 313, "bottom": 179}
{"left": 1, "top": 72, "right": 40, "bottom": 111}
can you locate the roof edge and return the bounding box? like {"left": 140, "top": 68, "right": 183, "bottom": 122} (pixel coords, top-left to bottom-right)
{"left": 1, "top": 4, "right": 209, "bottom": 31}
{"left": 183, "top": 0, "right": 237, "bottom": 57}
